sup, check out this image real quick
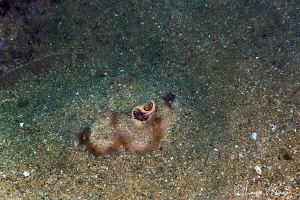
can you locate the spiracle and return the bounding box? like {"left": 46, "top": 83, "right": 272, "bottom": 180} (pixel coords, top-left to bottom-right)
{"left": 143, "top": 101, "right": 153, "bottom": 111}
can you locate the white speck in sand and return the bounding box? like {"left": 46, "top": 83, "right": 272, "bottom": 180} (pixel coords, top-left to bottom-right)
{"left": 22, "top": 171, "right": 30, "bottom": 178}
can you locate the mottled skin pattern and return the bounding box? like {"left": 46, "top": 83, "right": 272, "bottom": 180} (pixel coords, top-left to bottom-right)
{"left": 78, "top": 98, "right": 174, "bottom": 156}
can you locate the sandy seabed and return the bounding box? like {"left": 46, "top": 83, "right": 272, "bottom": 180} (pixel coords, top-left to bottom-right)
{"left": 0, "top": 0, "right": 299, "bottom": 199}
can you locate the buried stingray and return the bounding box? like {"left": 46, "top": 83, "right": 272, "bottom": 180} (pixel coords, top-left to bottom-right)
{"left": 79, "top": 99, "right": 174, "bottom": 156}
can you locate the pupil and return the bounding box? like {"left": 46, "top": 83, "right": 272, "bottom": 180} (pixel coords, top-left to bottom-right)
{"left": 133, "top": 109, "right": 148, "bottom": 121}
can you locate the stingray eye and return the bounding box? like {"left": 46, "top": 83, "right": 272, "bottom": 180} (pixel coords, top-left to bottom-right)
{"left": 133, "top": 109, "right": 148, "bottom": 121}
{"left": 143, "top": 102, "right": 153, "bottom": 111}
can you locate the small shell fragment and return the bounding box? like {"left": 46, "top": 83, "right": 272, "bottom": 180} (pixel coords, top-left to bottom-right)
{"left": 251, "top": 132, "right": 258, "bottom": 140}
{"left": 254, "top": 165, "right": 262, "bottom": 175}
{"left": 22, "top": 171, "right": 30, "bottom": 178}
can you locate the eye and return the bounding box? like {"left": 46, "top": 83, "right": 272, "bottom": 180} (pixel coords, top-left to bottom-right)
{"left": 133, "top": 109, "right": 148, "bottom": 121}
{"left": 143, "top": 102, "right": 153, "bottom": 111}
